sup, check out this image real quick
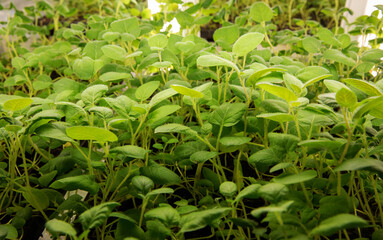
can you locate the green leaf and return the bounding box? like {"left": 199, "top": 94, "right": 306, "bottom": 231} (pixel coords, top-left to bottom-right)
{"left": 209, "top": 103, "right": 247, "bottom": 127}
{"left": 357, "top": 62, "right": 375, "bottom": 73}
{"left": 179, "top": 208, "right": 231, "bottom": 233}
{"left": 45, "top": 219, "right": 77, "bottom": 237}
{"left": 148, "top": 34, "right": 168, "bottom": 50}
{"left": 146, "top": 187, "right": 174, "bottom": 197}
{"left": 273, "top": 170, "right": 317, "bottom": 185}
{"left": 89, "top": 106, "right": 113, "bottom": 119}
{"left": 323, "top": 80, "right": 349, "bottom": 93}
{"left": 155, "top": 123, "right": 197, "bottom": 136}
{"left": 361, "top": 49, "right": 383, "bottom": 63}
{"left": 126, "top": 50, "right": 142, "bottom": 58}
{"left": 66, "top": 126, "right": 117, "bottom": 142}
{"left": 138, "top": 54, "right": 159, "bottom": 70}
{"left": 140, "top": 161, "right": 181, "bottom": 185}
{"left": 197, "top": 54, "right": 239, "bottom": 73}
{"left": 318, "top": 195, "right": 353, "bottom": 220}
{"left": 5, "top": 125, "right": 21, "bottom": 133}
{"left": 171, "top": 84, "right": 204, "bottom": 98}
{"left": 3, "top": 98, "right": 33, "bottom": 112}
{"left": 102, "top": 32, "right": 120, "bottom": 41}
{"left": 81, "top": 84, "right": 108, "bottom": 106}
{"left": 148, "top": 105, "right": 181, "bottom": 124}
{"left": 22, "top": 188, "right": 49, "bottom": 210}
{"left": 151, "top": 61, "right": 172, "bottom": 68}
{"left": 149, "top": 88, "right": 178, "bottom": 107}
{"left": 135, "top": 81, "right": 160, "bottom": 101}
{"left": 0, "top": 225, "right": 17, "bottom": 240}
{"left": 219, "top": 181, "right": 237, "bottom": 198}
{"left": 233, "top": 32, "right": 264, "bottom": 56}
{"left": 104, "top": 95, "right": 133, "bottom": 118}
{"left": 175, "top": 11, "right": 194, "bottom": 28}
{"left": 79, "top": 202, "right": 120, "bottom": 230}
{"left": 145, "top": 220, "right": 171, "bottom": 239}
{"left": 109, "top": 213, "right": 136, "bottom": 224}
{"left": 110, "top": 145, "right": 149, "bottom": 159}
{"left": 257, "top": 112, "right": 293, "bottom": 123}
{"left": 33, "top": 74, "right": 52, "bottom": 91}
{"left": 343, "top": 78, "right": 382, "bottom": 96}
{"left": 11, "top": 57, "right": 25, "bottom": 70}
{"left": 317, "top": 28, "right": 342, "bottom": 47}
{"left": 219, "top": 136, "right": 251, "bottom": 146}
{"left": 269, "top": 133, "right": 300, "bottom": 156}
{"left": 145, "top": 206, "right": 180, "bottom": 226}
{"left": 230, "top": 85, "right": 257, "bottom": 101}
{"left": 323, "top": 49, "right": 355, "bottom": 66}
{"left": 83, "top": 41, "right": 107, "bottom": 60}
{"left": 213, "top": 25, "right": 239, "bottom": 45}
{"left": 295, "top": 66, "right": 330, "bottom": 83}
{"left": 302, "top": 37, "right": 321, "bottom": 54}
{"left": 72, "top": 57, "right": 97, "bottom": 80}
{"left": 337, "top": 34, "right": 351, "bottom": 49}
{"left": 311, "top": 214, "right": 367, "bottom": 236}
{"left": 247, "top": 68, "right": 287, "bottom": 86}
{"left": 248, "top": 148, "right": 279, "bottom": 172}
{"left": 283, "top": 72, "right": 304, "bottom": 94}
{"left": 298, "top": 139, "right": 343, "bottom": 151}
{"left": 36, "top": 124, "right": 74, "bottom": 142}
{"left": 132, "top": 175, "right": 154, "bottom": 194}
{"left": 175, "top": 41, "right": 195, "bottom": 53}
{"left": 110, "top": 17, "right": 140, "bottom": 37}
{"left": 234, "top": 184, "right": 261, "bottom": 203}
{"left": 251, "top": 201, "right": 294, "bottom": 218}
{"left": 38, "top": 170, "right": 58, "bottom": 187}
{"left": 30, "top": 110, "right": 64, "bottom": 122}
{"left": 99, "top": 72, "right": 131, "bottom": 82}
{"left": 183, "top": 82, "right": 213, "bottom": 104}
{"left": 373, "top": 229, "right": 383, "bottom": 240}
{"left": 258, "top": 183, "right": 288, "bottom": 202}
{"left": 258, "top": 83, "right": 298, "bottom": 102}
{"left": 270, "top": 163, "right": 293, "bottom": 173}
{"left": 101, "top": 45, "right": 127, "bottom": 61}
{"left": 334, "top": 158, "right": 383, "bottom": 173}
{"left": 303, "top": 74, "right": 332, "bottom": 88}
{"left": 50, "top": 175, "right": 99, "bottom": 194}
{"left": 250, "top": 2, "right": 273, "bottom": 23}
{"left": 353, "top": 96, "right": 383, "bottom": 119}
{"left": 190, "top": 151, "right": 219, "bottom": 164}
{"left": 335, "top": 88, "right": 357, "bottom": 108}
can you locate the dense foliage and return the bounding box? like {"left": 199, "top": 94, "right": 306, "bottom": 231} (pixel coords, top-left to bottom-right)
{"left": 0, "top": 0, "right": 383, "bottom": 239}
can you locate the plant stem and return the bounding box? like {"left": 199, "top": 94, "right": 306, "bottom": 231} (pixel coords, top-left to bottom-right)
{"left": 138, "top": 198, "right": 148, "bottom": 228}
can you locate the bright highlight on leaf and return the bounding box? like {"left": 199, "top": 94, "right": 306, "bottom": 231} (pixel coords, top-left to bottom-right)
{"left": 171, "top": 85, "right": 204, "bottom": 98}
{"left": 258, "top": 83, "right": 298, "bottom": 103}
{"left": 196, "top": 54, "right": 240, "bottom": 73}
{"left": 66, "top": 126, "right": 118, "bottom": 142}
{"left": 3, "top": 98, "right": 33, "bottom": 111}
